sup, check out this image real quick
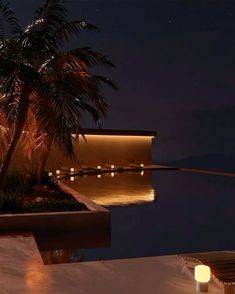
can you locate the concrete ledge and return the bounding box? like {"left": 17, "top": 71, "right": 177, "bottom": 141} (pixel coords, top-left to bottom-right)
{"left": 58, "top": 183, "right": 109, "bottom": 212}
{"left": 0, "top": 183, "right": 110, "bottom": 233}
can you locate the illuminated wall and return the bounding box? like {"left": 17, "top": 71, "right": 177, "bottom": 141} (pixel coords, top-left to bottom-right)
{"left": 47, "top": 134, "right": 154, "bottom": 170}
{"left": 10, "top": 130, "right": 156, "bottom": 171}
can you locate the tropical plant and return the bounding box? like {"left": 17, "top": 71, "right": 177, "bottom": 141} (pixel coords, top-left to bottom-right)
{"left": 0, "top": 0, "right": 116, "bottom": 188}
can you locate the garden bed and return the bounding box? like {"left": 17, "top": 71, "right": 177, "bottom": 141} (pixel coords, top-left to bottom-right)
{"left": 0, "top": 182, "right": 87, "bottom": 214}
{"left": 0, "top": 173, "right": 110, "bottom": 233}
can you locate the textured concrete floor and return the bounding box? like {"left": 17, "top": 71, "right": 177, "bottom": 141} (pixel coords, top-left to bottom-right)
{"left": 0, "top": 234, "right": 223, "bottom": 294}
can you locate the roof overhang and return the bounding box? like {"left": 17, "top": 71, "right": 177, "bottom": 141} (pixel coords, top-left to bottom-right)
{"left": 80, "top": 129, "right": 157, "bottom": 137}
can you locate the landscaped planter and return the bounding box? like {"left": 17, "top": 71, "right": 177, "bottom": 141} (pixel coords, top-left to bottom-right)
{"left": 0, "top": 183, "right": 110, "bottom": 233}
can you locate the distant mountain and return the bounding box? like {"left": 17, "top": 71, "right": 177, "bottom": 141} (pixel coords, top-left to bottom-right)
{"left": 161, "top": 154, "right": 235, "bottom": 173}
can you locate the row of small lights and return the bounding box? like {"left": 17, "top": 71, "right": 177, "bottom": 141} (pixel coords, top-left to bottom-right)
{"left": 98, "top": 164, "right": 144, "bottom": 168}
{"left": 93, "top": 170, "right": 144, "bottom": 180}
{"left": 48, "top": 167, "right": 75, "bottom": 177}
{"left": 48, "top": 164, "right": 145, "bottom": 181}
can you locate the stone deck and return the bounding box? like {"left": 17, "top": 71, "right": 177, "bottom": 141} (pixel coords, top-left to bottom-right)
{"left": 0, "top": 234, "right": 223, "bottom": 294}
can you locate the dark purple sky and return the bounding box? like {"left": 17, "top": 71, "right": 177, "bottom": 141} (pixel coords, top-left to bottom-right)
{"left": 11, "top": 0, "right": 235, "bottom": 162}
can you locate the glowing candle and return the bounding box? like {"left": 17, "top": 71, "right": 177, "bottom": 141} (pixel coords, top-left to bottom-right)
{"left": 70, "top": 168, "right": 75, "bottom": 173}
{"left": 56, "top": 170, "right": 60, "bottom": 175}
{"left": 194, "top": 265, "right": 211, "bottom": 292}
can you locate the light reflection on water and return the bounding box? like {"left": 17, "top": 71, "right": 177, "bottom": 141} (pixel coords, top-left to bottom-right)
{"left": 63, "top": 172, "right": 155, "bottom": 206}
{"left": 37, "top": 172, "right": 155, "bottom": 264}
{"left": 36, "top": 170, "right": 235, "bottom": 264}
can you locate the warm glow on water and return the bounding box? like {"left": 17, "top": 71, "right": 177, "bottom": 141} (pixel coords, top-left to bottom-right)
{"left": 63, "top": 172, "right": 155, "bottom": 206}
{"left": 41, "top": 170, "right": 235, "bottom": 263}
{"left": 89, "top": 188, "right": 155, "bottom": 206}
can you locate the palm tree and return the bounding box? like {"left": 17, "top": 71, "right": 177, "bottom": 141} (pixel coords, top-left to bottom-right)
{"left": 0, "top": 0, "right": 116, "bottom": 189}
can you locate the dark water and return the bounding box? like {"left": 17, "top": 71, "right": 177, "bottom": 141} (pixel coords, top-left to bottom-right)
{"left": 38, "top": 170, "right": 235, "bottom": 264}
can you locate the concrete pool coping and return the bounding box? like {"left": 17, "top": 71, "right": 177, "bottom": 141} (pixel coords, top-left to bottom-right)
{"left": 58, "top": 182, "right": 109, "bottom": 212}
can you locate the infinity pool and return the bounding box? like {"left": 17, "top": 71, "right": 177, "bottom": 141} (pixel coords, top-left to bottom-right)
{"left": 40, "top": 170, "right": 235, "bottom": 263}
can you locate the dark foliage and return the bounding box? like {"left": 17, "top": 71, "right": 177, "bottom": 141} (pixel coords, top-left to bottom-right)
{"left": 0, "top": 0, "right": 116, "bottom": 183}
{"left": 0, "top": 171, "right": 87, "bottom": 213}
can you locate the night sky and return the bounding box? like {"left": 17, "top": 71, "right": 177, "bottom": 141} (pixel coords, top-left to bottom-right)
{"left": 10, "top": 0, "right": 235, "bottom": 164}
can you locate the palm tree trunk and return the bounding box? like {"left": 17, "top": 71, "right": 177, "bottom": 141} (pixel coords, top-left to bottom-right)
{"left": 36, "top": 137, "right": 52, "bottom": 185}
{"left": 0, "top": 90, "right": 29, "bottom": 190}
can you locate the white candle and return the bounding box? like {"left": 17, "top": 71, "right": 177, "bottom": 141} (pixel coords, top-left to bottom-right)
{"left": 194, "top": 265, "right": 211, "bottom": 292}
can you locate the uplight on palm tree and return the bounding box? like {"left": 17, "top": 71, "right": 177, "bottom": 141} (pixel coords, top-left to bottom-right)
{"left": 0, "top": 0, "right": 116, "bottom": 188}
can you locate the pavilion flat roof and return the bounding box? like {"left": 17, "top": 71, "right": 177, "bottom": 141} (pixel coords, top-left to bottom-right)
{"left": 80, "top": 129, "right": 157, "bottom": 137}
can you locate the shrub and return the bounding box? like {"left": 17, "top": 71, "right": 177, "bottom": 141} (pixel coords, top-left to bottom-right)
{"left": 0, "top": 191, "right": 24, "bottom": 213}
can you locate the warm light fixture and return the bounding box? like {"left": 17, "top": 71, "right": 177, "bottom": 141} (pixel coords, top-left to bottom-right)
{"left": 111, "top": 172, "right": 115, "bottom": 177}
{"left": 97, "top": 165, "right": 101, "bottom": 169}
{"left": 194, "top": 265, "right": 211, "bottom": 292}
{"left": 70, "top": 176, "right": 74, "bottom": 181}
{"left": 48, "top": 172, "right": 53, "bottom": 177}
{"left": 141, "top": 170, "right": 144, "bottom": 176}
{"left": 140, "top": 164, "right": 144, "bottom": 168}
{"left": 97, "top": 174, "right": 101, "bottom": 178}
{"left": 70, "top": 168, "right": 75, "bottom": 173}
{"left": 111, "top": 165, "right": 115, "bottom": 169}
{"left": 56, "top": 170, "right": 60, "bottom": 175}
{"left": 79, "top": 134, "right": 155, "bottom": 139}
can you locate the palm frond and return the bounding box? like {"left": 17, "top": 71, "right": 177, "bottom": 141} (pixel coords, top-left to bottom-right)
{"left": 93, "top": 74, "right": 118, "bottom": 90}
{"left": 24, "top": 18, "right": 45, "bottom": 33}
{"left": 77, "top": 99, "right": 101, "bottom": 127}
{"left": 56, "top": 20, "right": 97, "bottom": 46}
{"left": 69, "top": 47, "right": 115, "bottom": 68}
{"left": 31, "top": 85, "right": 77, "bottom": 159}
{"left": 34, "top": 0, "right": 66, "bottom": 33}
{"left": 20, "top": 111, "right": 37, "bottom": 160}
{"left": 21, "top": 129, "right": 36, "bottom": 160}
{"left": 0, "top": 1, "right": 22, "bottom": 38}
{"left": 39, "top": 51, "right": 115, "bottom": 102}
{"left": 19, "top": 64, "right": 42, "bottom": 86}
{"left": 0, "top": 122, "right": 12, "bottom": 158}
{"left": 21, "top": 0, "right": 67, "bottom": 64}
{"left": 34, "top": 131, "right": 50, "bottom": 154}
{"left": 20, "top": 29, "right": 57, "bottom": 65}
{"left": 43, "top": 53, "right": 116, "bottom": 114}
{"left": 0, "top": 65, "right": 22, "bottom": 123}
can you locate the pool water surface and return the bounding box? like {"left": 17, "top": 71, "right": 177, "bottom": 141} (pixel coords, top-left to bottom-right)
{"left": 51, "top": 170, "right": 235, "bottom": 263}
